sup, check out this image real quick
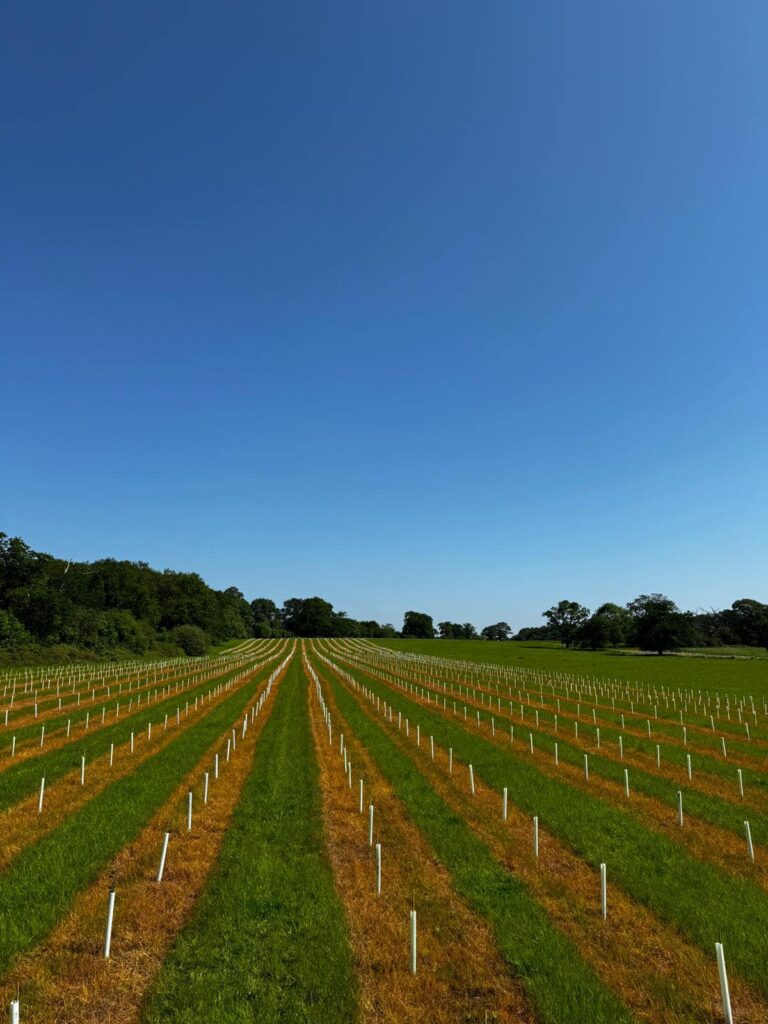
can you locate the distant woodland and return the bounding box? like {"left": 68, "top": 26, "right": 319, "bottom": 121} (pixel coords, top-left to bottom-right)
{"left": 0, "top": 534, "right": 397, "bottom": 664}
{"left": 1, "top": 534, "right": 765, "bottom": 663}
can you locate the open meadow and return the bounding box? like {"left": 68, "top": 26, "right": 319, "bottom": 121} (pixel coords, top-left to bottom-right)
{"left": 0, "top": 637, "right": 766, "bottom": 1022}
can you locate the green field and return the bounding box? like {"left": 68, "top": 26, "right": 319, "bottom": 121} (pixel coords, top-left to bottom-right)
{"left": 375, "top": 639, "right": 768, "bottom": 696}
{"left": 0, "top": 638, "right": 765, "bottom": 1023}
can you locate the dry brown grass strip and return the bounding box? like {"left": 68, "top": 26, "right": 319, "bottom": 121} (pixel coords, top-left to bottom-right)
{"left": 308, "top": 660, "right": 533, "bottom": 1024}
{"left": 338, "top": 669, "right": 768, "bottom": 1024}
{"left": 0, "top": 660, "right": 290, "bottom": 1024}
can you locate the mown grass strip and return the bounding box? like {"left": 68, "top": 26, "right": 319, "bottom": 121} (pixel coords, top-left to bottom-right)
{"left": 317, "top": 656, "right": 634, "bottom": 1024}
{"left": 0, "top": 655, "right": 277, "bottom": 813}
{"left": 330, "top": 654, "right": 768, "bottom": 998}
{"left": 141, "top": 658, "right": 357, "bottom": 1024}
{"left": 0, "top": 662, "right": 274, "bottom": 976}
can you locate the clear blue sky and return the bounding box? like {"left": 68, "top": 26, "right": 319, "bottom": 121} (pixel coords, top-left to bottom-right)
{"left": 2, "top": 1, "right": 766, "bottom": 631}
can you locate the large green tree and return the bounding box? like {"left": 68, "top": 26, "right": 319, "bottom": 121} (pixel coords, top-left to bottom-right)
{"left": 250, "top": 598, "right": 283, "bottom": 637}
{"left": 281, "top": 597, "right": 337, "bottom": 637}
{"left": 576, "top": 602, "right": 632, "bottom": 649}
{"left": 543, "top": 600, "right": 590, "bottom": 647}
{"left": 481, "top": 622, "right": 511, "bottom": 641}
{"left": 723, "top": 599, "right": 768, "bottom": 649}
{"left": 627, "top": 594, "right": 695, "bottom": 655}
{"left": 402, "top": 611, "right": 435, "bottom": 639}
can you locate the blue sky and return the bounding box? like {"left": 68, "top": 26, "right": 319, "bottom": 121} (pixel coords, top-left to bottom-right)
{"left": 2, "top": 1, "right": 766, "bottom": 630}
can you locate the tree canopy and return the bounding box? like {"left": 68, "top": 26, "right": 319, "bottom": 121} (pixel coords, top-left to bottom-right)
{"left": 438, "top": 621, "right": 477, "bottom": 639}
{"left": 481, "top": 622, "right": 511, "bottom": 641}
{"left": 543, "top": 601, "right": 590, "bottom": 647}
{"left": 402, "top": 611, "right": 435, "bottom": 639}
{"left": 2, "top": 533, "right": 766, "bottom": 662}
{"left": 0, "top": 533, "right": 250, "bottom": 661}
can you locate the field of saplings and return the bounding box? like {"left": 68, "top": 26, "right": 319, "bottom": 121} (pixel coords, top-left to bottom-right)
{"left": 0, "top": 638, "right": 766, "bottom": 1023}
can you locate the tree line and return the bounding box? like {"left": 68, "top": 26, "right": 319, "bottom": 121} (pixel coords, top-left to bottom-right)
{"left": 401, "top": 597, "right": 768, "bottom": 654}
{"left": 1, "top": 534, "right": 765, "bottom": 661}
{"left": 0, "top": 534, "right": 399, "bottom": 663}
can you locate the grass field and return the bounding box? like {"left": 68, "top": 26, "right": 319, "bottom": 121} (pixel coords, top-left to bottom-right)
{"left": 0, "top": 636, "right": 765, "bottom": 1022}
{"left": 376, "top": 638, "right": 768, "bottom": 695}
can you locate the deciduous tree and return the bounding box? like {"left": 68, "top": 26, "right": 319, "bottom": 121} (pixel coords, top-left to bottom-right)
{"left": 543, "top": 600, "right": 590, "bottom": 647}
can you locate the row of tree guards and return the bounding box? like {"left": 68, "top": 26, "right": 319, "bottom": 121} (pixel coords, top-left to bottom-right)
{"left": 0, "top": 638, "right": 262, "bottom": 690}
{"left": 305, "top": 657, "right": 420, "bottom": 976}
{"left": 2, "top": 651, "right": 270, "bottom": 762}
{"left": 1, "top": 642, "right": 276, "bottom": 742}
{"left": 317, "top": 647, "right": 740, "bottom": 1024}
{"left": 340, "top": 639, "right": 765, "bottom": 746}
{"left": 334, "top": 644, "right": 759, "bottom": 860}
{"left": 31, "top": 662, "right": 273, "bottom": 816}
{"left": 6, "top": 650, "right": 292, "bottom": 1023}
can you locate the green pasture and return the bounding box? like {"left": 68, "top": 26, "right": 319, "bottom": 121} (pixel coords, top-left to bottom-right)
{"left": 375, "top": 640, "right": 768, "bottom": 696}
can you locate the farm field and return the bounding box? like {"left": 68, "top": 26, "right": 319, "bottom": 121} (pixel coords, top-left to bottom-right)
{"left": 376, "top": 638, "right": 768, "bottom": 695}
{"left": 0, "top": 636, "right": 766, "bottom": 1022}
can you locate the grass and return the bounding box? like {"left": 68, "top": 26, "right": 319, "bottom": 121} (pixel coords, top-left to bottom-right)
{"left": 0, "top": 663, "right": 272, "bottom": 976}
{"left": 2, "top": 660, "right": 211, "bottom": 749}
{"left": 333, "top": 654, "right": 768, "bottom": 998}
{"left": 141, "top": 657, "right": 358, "bottom": 1024}
{"left": 207, "top": 638, "right": 248, "bottom": 657}
{"left": 375, "top": 640, "right": 768, "bottom": 696}
{"left": 680, "top": 646, "right": 768, "bottom": 660}
{"left": 315, "top": 654, "right": 635, "bottom": 1024}
{"left": 0, "top": 657, "right": 276, "bottom": 813}
{"left": 355, "top": 653, "right": 768, "bottom": 838}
